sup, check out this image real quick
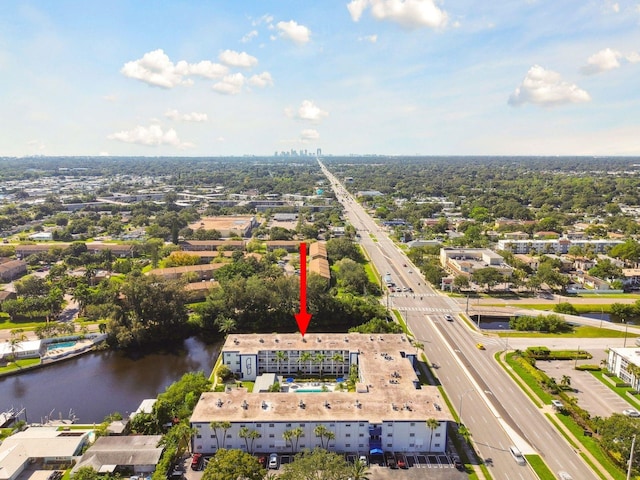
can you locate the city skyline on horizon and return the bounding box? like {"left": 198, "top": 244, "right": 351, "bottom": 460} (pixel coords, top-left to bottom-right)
{"left": 1, "top": 1, "right": 639, "bottom": 158}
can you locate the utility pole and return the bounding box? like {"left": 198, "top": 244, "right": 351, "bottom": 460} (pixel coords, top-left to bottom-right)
{"left": 627, "top": 434, "right": 636, "bottom": 480}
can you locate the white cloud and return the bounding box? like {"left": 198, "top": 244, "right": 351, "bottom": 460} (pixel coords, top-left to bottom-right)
{"left": 164, "top": 109, "right": 208, "bottom": 122}
{"left": 212, "top": 73, "right": 246, "bottom": 95}
{"left": 218, "top": 49, "right": 258, "bottom": 68}
{"left": 347, "top": 0, "right": 448, "bottom": 30}
{"left": 108, "top": 124, "right": 191, "bottom": 147}
{"left": 276, "top": 20, "right": 311, "bottom": 45}
{"left": 289, "top": 100, "right": 329, "bottom": 122}
{"left": 252, "top": 14, "right": 274, "bottom": 27}
{"left": 98, "top": 151, "right": 110, "bottom": 156}
{"left": 241, "top": 30, "right": 258, "bottom": 43}
{"left": 581, "top": 48, "right": 622, "bottom": 74}
{"left": 359, "top": 34, "right": 378, "bottom": 43}
{"left": 248, "top": 72, "right": 274, "bottom": 87}
{"left": 627, "top": 51, "right": 640, "bottom": 63}
{"left": 603, "top": 0, "right": 620, "bottom": 13}
{"left": 103, "top": 94, "right": 118, "bottom": 102}
{"left": 121, "top": 49, "right": 187, "bottom": 88}
{"left": 347, "top": 0, "right": 369, "bottom": 21}
{"left": 181, "top": 60, "right": 228, "bottom": 79}
{"left": 300, "top": 129, "right": 320, "bottom": 141}
{"left": 121, "top": 49, "right": 228, "bottom": 88}
{"left": 508, "top": 65, "right": 591, "bottom": 107}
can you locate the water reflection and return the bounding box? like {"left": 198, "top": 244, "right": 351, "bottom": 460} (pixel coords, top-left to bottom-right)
{"left": 0, "top": 336, "right": 220, "bottom": 424}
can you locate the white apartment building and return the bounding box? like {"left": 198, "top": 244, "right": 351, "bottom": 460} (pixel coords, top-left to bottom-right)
{"left": 607, "top": 347, "right": 640, "bottom": 391}
{"left": 190, "top": 333, "right": 451, "bottom": 456}
{"left": 439, "top": 248, "right": 513, "bottom": 278}
{"left": 497, "top": 238, "right": 624, "bottom": 255}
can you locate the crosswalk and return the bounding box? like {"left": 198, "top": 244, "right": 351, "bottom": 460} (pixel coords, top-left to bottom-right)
{"left": 399, "top": 306, "right": 452, "bottom": 313}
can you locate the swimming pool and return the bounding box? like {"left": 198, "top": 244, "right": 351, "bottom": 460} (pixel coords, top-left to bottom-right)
{"left": 47, "top": 341, "right": 77, "bottom": 351}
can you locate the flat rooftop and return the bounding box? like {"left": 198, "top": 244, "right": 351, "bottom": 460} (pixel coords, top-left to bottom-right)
{"left": 191, "top": 333, "right": 451, "bottom": 424}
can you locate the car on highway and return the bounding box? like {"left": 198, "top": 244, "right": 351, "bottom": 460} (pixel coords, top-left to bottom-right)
{"left": 476, "top": 343, "right": 485, "bottom": 350}
{"left": 557, "top": 472, "right": 574, "bottom": 480}
{"left": 444, "top": 314, "right": 454, "bottom": 321}
{"left": 623, "top": 408, "right": 640, "bottom": 417}
{"left": 268, "top": 453, "right": 279, "bottom": 469}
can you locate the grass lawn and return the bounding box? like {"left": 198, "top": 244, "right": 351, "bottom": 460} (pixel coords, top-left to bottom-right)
{"left": 0, "top": 319, "right": 46, "bottom": 330}
{"left": 498, "top": 325, "right": 637, "bottom": 339}
{"left": 0, "top": 357, "right": 41, "bottom": 374}
{"left": 525, "top": 455, "right": 556, "bottom": 480}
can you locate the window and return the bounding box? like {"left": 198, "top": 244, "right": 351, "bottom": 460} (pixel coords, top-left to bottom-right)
{"left": 269, "top": 424, "right": 274, "bottom": 427}
{"left": 286, "top": 423, "right": 292, "bottom": 427}
{"left": 435, "top": 443, "right": 440, "bottom": 447}
{"left": 345, "top": 443, "right": 351, "bottom": 447}
{"left": 256, "top": 424, "right": 262, "bottom": 427}
{"left": 210, "top": 435, "right": 215, "bottom": 438}
{"left": 346, "top": 434, "right": 351, "bottom": 438}
{"left": 435, "top": 433, "right": 441, "bottom": 437}
{"left": 359, "top": 444, "right": 364, "bottom": 448}
{"left": 387, "top": 433, "right": 392, "bottom": 437}
{"left": 346, "top": 423, "right": 351, "bottom": 427}
{"left": 196, "top": 434, "right": 201, "bottom": 438}
{"left": 269, "top": 434, "right": 275, "bottom": 438}
{"left": 359, "top": 423, "right": 365, "bottom": 427}
{"left": 409, "top": 443, "right": 414, "bottom": 447}
{"left": 410, "top": 422, "right": 415, "bottom": 426}
{"left": 409, "top": 433, "right": 415, "bottom": 437}
{"left": 387, "top": 443, "right": 392, "bottom": 447}
{"left": 359, "top": 433, "right": 364, "bottom": 437}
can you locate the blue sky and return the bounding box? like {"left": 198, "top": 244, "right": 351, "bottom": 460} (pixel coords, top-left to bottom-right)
{"left": 1, "top": 0, "right": 639, "bottom": 157}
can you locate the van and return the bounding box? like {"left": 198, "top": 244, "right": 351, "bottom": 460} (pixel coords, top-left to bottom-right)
{"left": 509, "top": 446, "right": 526, "bottom": 466}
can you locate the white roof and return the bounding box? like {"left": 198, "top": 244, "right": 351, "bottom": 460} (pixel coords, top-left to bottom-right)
{"left": 0, "top": 339, "right": 41, "bottom": 356}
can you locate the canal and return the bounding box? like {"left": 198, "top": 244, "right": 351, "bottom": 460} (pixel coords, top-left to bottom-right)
{"left": 0, "top": 336, "right": 220, "bottom": 424}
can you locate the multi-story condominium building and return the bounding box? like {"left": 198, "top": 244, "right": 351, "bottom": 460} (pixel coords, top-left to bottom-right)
{"left": 190, "top": 333, "right": 451, "bottom": 456}
{"left": 0, "top": 259, "right": 27, "bottom": 282}
{"left": 497, "top": 238, "right": 624, "bottom": 255}
{"left": 607, "top": 347, "right": 640, "bottom": 391}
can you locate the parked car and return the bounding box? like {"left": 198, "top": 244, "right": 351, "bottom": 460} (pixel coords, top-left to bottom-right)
{"left": 454, "top": 458, "right": 464, "bottom": 471}
{"left": 358, "top": 455, "right": 368, "bottom": 466}
{"left": 256, "top": 455, "right": 267, "bottom": 468}
{"left": 395, "top": 454, "right": 406, "bottom": 469}
{"left": 623, "top": 408, "right": 640, "bottom": 417}
{"left": 191, "top": 453, "right": 203, "bottom": 470}
{"left": 268, "top": 453, "right": 279, "bottom": 469}
{"left": 551, "top": 399, "right": 564, "bottom": 410}
{"left": 384, "top": 452, "right": 396, "bottom": 468}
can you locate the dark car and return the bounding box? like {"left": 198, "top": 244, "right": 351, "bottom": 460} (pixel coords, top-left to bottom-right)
{"left": 384, "top": 452, "right": 397, "bottom": 469}
{"left": 454, "top": 458, "right": 464, "bottom": 471}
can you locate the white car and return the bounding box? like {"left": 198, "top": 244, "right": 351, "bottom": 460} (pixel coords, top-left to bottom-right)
{"left": 623, "top": 408, "right": 640, "bottom": 417}
{"left": 358, "top": 455, "right": 368, "bottom": 466}
{"left": 268, "top": 453, "right": 279, "bottom": 469}
{"left": 557, "top": 472, "right": 574, "bottom": 480}
{"left": 551, "top": 400, "right": 563, "bottom": 409}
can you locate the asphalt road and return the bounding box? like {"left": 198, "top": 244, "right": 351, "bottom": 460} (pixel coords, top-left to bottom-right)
{"left": 320, "top": 161, "right": 599, "bottom": 480}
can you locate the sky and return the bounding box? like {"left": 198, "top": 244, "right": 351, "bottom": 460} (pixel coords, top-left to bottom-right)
{"left": 1, "top": 0, "right": 639, "bottom": 157}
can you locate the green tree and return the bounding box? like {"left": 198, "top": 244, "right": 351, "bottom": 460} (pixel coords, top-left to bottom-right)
{"left": 314, "top": 425, "right": 335, "bottom": 449}
{"left": 279, "top": 448, "right": 351, "bottom": 480}
{"left": 239, "top": 426, "right": 260, "bottom": 455}
{"left": 300, "top": 351, "right": 313, "bottom": 374}
{"left": 210, "top": 421, "right": 232, "bottom": 450}
{"left": 201, "top": 449, "right": 264, "bottom": 480}
{"left": 471, "top": 267, "right": 504, "bottom": 292}
{"left": 426, "top": 418, "right": 440, "bottom": 452}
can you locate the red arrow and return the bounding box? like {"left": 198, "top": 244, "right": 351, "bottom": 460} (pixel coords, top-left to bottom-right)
{"left": 295, "top": 242, "right": 312, "bottom": 337}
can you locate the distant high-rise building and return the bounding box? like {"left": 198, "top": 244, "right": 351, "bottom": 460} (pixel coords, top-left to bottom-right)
{"left": 317, "top": 148, "right": 322, "bottom": 156}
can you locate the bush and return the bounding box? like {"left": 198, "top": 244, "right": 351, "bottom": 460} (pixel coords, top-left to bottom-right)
{"left": 575, "top": 364, "right": 601, "bottom": 371}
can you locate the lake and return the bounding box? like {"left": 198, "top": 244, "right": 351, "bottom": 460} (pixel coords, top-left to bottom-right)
{"left": 0, "top": 336, "right": 220, "bottom": 424}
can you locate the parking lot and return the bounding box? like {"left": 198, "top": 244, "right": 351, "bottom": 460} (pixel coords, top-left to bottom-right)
{"left": 183, "top": 452, "right": 468, "bottom": 480}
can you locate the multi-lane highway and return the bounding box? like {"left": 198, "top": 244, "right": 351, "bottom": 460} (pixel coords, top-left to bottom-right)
{"left": 319, "top": 160, "right": 600, "bottom": 480}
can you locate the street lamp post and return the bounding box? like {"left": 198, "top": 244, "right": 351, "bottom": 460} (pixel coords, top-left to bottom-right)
{"left": 458, "top": 389, "right": 475, "bottom": 426}
{"left": 624, "top": 319, "right": 629, "bottom": 348}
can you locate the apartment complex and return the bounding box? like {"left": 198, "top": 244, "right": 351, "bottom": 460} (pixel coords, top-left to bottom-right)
{"left": 190, "top": 333, "right": 451, "bottom": 456}
{"left": 497, "top": 238, "right": 624, "bottom": 255}
{"left": 439, "top": 248, "right": 513, "bottom": 278}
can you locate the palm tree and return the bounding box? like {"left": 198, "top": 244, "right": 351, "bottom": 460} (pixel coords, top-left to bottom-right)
{"left": 239, "top": 426, "right": 260, "bottom": 454}
{"left": 413, "top": 341, "right": 424, "bottom": 356}
{"left": 314, "top": 424, "right": 335, "bottom": 449}
{"left": 300, "top": 351, "right": 312, "bottom": 375}
{"left": 172, "top": 422, "right": 197, "bottom": 455}
{"left": 217, "top": 317, "right": 237, "bottom": 335}
{"left": 275, "top": 350, "right": 288, "bottom": 375}
{"left": 314, "top": 352, "right": 326, "bottom": 379}
{"left": 8, "top": 330, "right": 27, "bottom": 367}
{"left": 331, "top": 353, "right": 344, "bottom": 376}
{"left": 209, "top": 421, "right": 232, "bottom": 450}
{"left": 426, "top": 418, "right": 440, "bottom": 452}
{"left": 350, "top": 457, "right": 371, "bottom": 480}
{"left": 560, "top": 375, "right": 572, "bottom": 390}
